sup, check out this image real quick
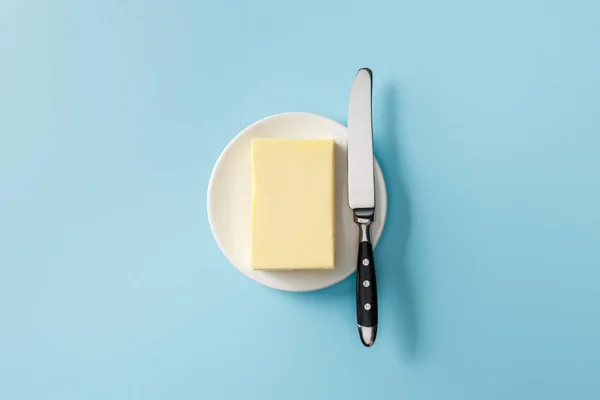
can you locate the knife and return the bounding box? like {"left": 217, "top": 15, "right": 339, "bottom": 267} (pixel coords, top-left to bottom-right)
{"left": 347, "top": 68, "right": 378, "bottom": 347}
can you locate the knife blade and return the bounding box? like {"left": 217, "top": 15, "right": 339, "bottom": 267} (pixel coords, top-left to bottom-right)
{"left": 347, "top": 68, "right": 378, "bottom": 347}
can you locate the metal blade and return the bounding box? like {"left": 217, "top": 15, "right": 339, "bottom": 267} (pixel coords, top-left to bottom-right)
{"left": 347, "top": 68, "right": 375, "bottom": 211}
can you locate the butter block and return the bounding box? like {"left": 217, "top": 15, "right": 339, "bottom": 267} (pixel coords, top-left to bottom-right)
{"left": 251, "top": 139, "right": 335, "bottom": 270}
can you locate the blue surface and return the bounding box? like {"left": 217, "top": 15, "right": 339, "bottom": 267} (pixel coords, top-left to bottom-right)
{"left": 1, "top": 0, "right": 600, "bottom": 399}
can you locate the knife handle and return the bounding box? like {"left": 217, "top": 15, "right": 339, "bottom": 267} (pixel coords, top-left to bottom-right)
{"left": 355, "top": 216, "right": 378, "bottom": 347}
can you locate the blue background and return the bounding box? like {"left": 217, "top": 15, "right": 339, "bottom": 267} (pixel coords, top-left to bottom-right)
{"left": 1, "top": 0, "right": 599, "bottom": 399}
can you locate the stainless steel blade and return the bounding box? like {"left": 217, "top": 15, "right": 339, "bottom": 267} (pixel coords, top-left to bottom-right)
{"left": 347, "top": 68, "right": 375, "bottom": 211}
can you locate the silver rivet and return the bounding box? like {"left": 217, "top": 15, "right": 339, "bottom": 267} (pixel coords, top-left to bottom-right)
{"left": 364, "top": 303, "right": 371, "bottom": 310}
{"left": 362, "top": 259, "right": 370, "bottom": 266}
{"left": 363, "top": 280, "right": 370, "bottom": 287}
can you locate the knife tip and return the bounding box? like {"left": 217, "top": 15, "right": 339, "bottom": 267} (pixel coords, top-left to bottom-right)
{"left": 356, "top": 67, "right": 373, "bottom": 77}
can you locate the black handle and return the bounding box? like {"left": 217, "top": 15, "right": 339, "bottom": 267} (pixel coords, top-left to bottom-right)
{"left": 356, "top": 239, "right": 378, "bottom": 342}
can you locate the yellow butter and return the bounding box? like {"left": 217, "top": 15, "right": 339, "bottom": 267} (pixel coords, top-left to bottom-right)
{"left": 251, "top": 139, "right": 335, "bottom": 270}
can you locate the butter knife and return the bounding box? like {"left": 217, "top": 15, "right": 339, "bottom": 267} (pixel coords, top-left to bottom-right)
{"left": 347, "top": 68, "right": 378, "bottom": 347}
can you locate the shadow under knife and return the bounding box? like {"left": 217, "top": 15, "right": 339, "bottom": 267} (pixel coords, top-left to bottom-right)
{"left": 376, "top": 84, "right": 419, "bottom": 361}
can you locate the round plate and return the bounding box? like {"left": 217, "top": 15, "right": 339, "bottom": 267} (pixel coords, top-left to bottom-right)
{"left": 207, "top": 112, "right": 387, "bottom": 292}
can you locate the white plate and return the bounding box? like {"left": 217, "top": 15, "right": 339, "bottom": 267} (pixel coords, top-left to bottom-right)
{"left": 207, "top": 112, "right": 387, "bottom": 292}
